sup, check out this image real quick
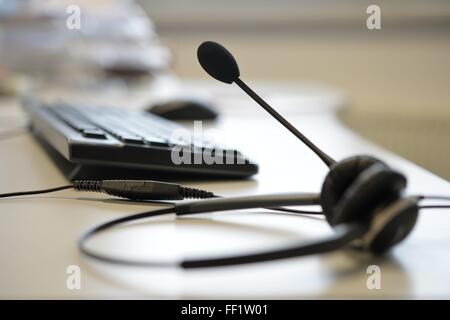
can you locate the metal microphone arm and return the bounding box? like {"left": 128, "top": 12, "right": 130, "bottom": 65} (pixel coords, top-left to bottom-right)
{"left": 234, "top": 78, "right": 335, "bottom": 167}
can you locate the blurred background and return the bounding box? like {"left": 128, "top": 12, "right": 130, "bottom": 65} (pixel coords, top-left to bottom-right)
{"left": 1, "top": 0, "right": 449, "bottom": 179}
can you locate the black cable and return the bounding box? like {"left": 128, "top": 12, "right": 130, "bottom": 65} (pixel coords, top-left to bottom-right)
{"left": 0, "top": 181, "right": 324, "bottom": 216}
{"left": 415, "top": 195, "right": 450, "bottom": 210}
{"left": 419, "top": 205, "right": 450, "bottom": 209}
{"left": 266, "top": 206, "right": 323, "bottom": 215}
{"left": 417, "top": 195, "right": 450, "bottom": 202}
{"left": 0, "top": 185, "right": 73, "bottom": 199}
{"left": 72, "top": 180, "right": 214, "bottom": 200}
{"left": 0, "top": 180, "right": 216, "bottom": 200}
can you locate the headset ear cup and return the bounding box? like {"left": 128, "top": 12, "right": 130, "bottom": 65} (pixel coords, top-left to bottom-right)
{"left": 331, "top": 164, "right": 407, "bottom": 226}
{"left": 321, "top": 155, "right": 384, "bottom": 225}
{"left": 368, "top": 199, "right": 419, "bottom": 253}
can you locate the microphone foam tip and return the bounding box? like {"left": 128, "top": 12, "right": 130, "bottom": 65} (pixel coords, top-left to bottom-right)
{"left": 197, "top": 41, "right": 240, "bottom": 84}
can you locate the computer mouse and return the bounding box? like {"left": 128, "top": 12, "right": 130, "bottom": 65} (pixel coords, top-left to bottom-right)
{"left": 148, "top": 99, "right": 219, "bottom": 121}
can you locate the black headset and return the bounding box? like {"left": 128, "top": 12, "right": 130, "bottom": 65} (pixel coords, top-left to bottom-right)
{"left": 78, "top": 41, "right": 450, "bottom": 269}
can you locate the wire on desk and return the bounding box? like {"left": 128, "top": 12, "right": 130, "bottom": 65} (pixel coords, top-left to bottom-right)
{"left": 266, "top": 206, "right": 323, "bottom": 215}
{"left": 416, "top": 195, "right": 450, "bottom": 210}
{"left": 0, "top": 183, "right": 323, "bottom": 215}
{"left": 0, "top": 185, "right": 73, "bottom": 199}
{"left": 416, "top": 195, "right": 450, "bottom": 202}
{"left": 419, "top": 205, "right": 450, "bottom": 209}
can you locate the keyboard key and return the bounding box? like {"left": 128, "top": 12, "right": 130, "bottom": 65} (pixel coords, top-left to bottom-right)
{"left": 142, "top": 135, "right": 170, "bottom": 147}
{"left": 51, "top": 107, "right": 98, "bottom": 133}
{"left": 82, "top": 129, "right": 107, "bottom": 139}
{"left": 112, "top": 131, "right": 145, "bottom": 144}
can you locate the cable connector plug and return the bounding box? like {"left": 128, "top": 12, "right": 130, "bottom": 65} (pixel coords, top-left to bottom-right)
{"left": 73, "top": 180, "right": 215, "bottom": 200}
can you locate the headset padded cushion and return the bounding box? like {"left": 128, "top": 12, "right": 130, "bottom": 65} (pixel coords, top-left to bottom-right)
{"left": 321, "top": 155, "right": 384, "bottom": 225}
{"left": 369, "top": 199, "right": 419, "bottom": 253}
{"left": 332, "top": 164, "right": 407, "bottom": 226}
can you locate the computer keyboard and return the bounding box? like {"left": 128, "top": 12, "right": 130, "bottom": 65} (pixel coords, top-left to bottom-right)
{"left": 23, "top": 99, "right": 258, "bottom": 180}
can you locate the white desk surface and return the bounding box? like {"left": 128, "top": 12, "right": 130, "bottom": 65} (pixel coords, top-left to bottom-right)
{"left": 0, "top": 81, "right": 449, "bottom": 299}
